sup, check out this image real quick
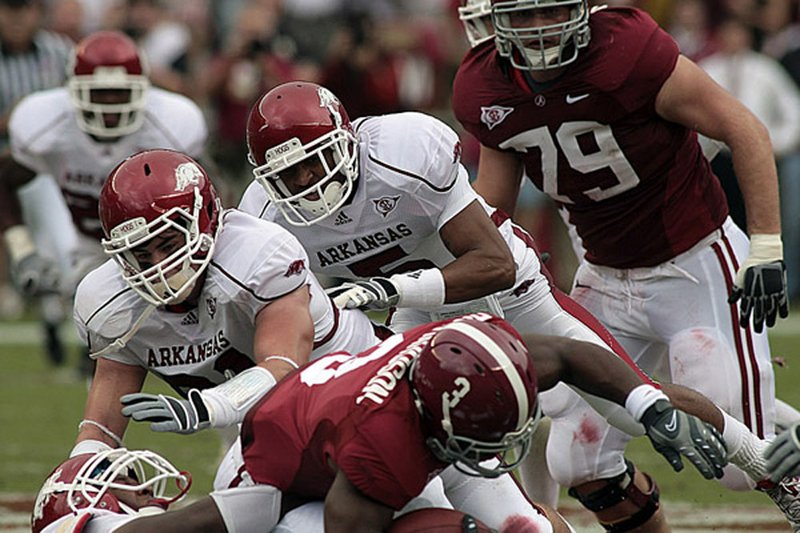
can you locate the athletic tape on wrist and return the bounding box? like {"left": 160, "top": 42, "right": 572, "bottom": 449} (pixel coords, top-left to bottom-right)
{"left": 200, "top": 366, "right": 277, "bottom": 427}
{"left": 3, "top": 225, "right": 36, "bottom": 263}
{"left": 625, "top": 384, "right": 670, "bottom": 423}
{"left": 77, "top": 419, "right": 125, "bottom": 447}
{"left": 390, "top": 268, "right": 446, "bottom": 310}
{"left": 69, "top": 439, "right": 113, "bottom": 458}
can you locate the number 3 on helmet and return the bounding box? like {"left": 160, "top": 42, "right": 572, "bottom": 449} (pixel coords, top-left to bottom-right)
{"left": 246, "top": 81, "right": 359, "bottom": 227}
{"left": 410, "top": 317, "right": 541, "bottom": 477}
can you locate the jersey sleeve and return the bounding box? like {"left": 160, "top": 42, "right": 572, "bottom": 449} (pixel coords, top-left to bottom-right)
{"left": 8, "top": 92, "right": 58, "bottom": 175}
{"left": 238, "top": 182, "right": 272, "bottom": 219}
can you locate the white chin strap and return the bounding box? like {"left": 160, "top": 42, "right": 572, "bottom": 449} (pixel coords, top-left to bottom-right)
{"left": 148, "top": 262, "right": 198, "bottom": 304}
{"left": 525, "top": 44, "right": 564, "bottom": 70}
{"left": 294, "top": 180, "right": 345, "bottom": 217}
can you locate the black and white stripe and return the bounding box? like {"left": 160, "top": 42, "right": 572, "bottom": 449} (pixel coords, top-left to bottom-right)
{"left": 0, "top": 30, "right": 73, "bottom": 118}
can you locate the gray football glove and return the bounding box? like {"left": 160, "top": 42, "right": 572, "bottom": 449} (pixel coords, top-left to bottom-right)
{"left": 729, "top": 261, "right": 788, "bottom": 333}
{"left": 765, "top": 423, "right": 800, "bottom": 483}
{"left": 121, "top": 389, "right": 210, "bottom": 434}
{"left": 327, "top": 277, "right": 400, "bottom": 310}
{"left": 640, "top": 399, "right": 727, "bottom": 480}
{"left": 10, "top": 252, "right": 60, "bottom": 296}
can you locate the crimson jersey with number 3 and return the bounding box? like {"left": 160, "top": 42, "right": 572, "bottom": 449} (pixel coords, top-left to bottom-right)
{"left": 453, "top": 7, "right": 728, "bottom": 268}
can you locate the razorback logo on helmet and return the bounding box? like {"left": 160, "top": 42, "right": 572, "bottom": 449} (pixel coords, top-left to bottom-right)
{"left": 480, "top": 105, "right": 514, "bottom": 130}
{"left": 32, "top": 468, "right": 65, "bottom": 522}
{"left": 174, "top": 162, "right": 202, "bottom": 191}
{"left": 318, "top": 87, "right": 343, "bottom": 128}
{"left": 284, "top": 259, "right": 306, "bottom": 277}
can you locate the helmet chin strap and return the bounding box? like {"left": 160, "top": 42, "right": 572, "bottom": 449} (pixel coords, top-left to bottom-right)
{"left": 296, "top": 180, "right": 345, "bottom": 216}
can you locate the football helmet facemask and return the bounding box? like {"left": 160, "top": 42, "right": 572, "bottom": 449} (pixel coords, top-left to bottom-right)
{"left": 492, "top": 0, "right": 591, "bottom": 71}
{"left": 99, "top": 149, "right": 222, "bottom": 306}
{"left": 31, "top": 448, "right": 190, "bottom": 533}
{"left": 410, "top": 317, "right": 541, "bottom": 478}
{"left": 459, "top": 0, "right": 495, "bottom": 48}
{"left": 67, "top": 30, "right": 150, "bottom": 139}
{"left": 246, "top": 81, "right": 359, "bottom": 227}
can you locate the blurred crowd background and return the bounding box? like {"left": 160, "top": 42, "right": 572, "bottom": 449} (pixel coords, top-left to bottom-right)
{"left": 1, "top": 0, "right": 799, "bottom": 338}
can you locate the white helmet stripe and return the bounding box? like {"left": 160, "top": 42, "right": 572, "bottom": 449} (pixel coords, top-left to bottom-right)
{"left": 442, "top": 322, "right": 530, "bottom": 428}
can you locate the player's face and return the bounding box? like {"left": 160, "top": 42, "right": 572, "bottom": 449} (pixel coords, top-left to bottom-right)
{"left": 277, "top": 148, "right": 339, "bottom": 198}
{"left": 108, "top": 473, "right": 153, "bottom": 510}
{"left": 130, "top": 228, "right": 185, "bottom": 272}
{"left": 507, "top": 5, "right": 571, "bottom": 47}
{"left": 89, "top": 88, "right": 131, "bottom": 129}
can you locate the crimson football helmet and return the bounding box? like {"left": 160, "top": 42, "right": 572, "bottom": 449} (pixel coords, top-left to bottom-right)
{"left": 459, "top": 0, "right": 494, "bottom": 48}
{"left": 246, "top": 81, "right": 359, "bottom": 226}
{"left": 31, "top": 448, "right": 190, "bottom": 533}
{"left": 410, "top": 317, "right": 541, "bottom": 478}
{"left": 492, "top": 0, "right": 591, "bottom": 71}
{"left": 99, "top": 149, "right": 222, "bottom": 306}
{"left": 67, "top": 30, "right": 150, "bottom": 138}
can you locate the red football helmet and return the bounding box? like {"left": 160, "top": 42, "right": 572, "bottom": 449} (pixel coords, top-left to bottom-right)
{"left": 67, "top": 30, "right": 150, "bottom": 138}
{"left": 492, "top": 0, "right": 591, "bottom": 71}
{"left": 459, "top": 0, "right": 494, "bottom": 48}
{"left": 99, "top": 149, "right": 222, "bottom": 306}
{"left": 31, "top": 448, "right": 190, "bottom": 533}
{"left": 246, "top": 81, "right": 359, "bottom": 226}
{"left": 410, "top": 317, "right": 541, "bottom": 478}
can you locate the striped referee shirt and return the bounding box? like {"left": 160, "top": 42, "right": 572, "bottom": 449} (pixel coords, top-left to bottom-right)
{"left": 0, "top": 30, "right": 73, "bottom": 132}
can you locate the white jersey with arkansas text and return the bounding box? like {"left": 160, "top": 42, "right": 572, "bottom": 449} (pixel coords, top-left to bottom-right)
{"left": 9, "top": 86, "right": 207, "bottom": 241}
{"left": 73, "top": 210, "right": 379, "bottom": 397}
{"left": 239, "top": 112, "right": 545, "bottom": 319}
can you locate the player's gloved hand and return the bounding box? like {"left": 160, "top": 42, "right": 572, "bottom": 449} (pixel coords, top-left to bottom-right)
{"left": 327, "top": 277, "right": 400, "bottom": 311}
{"left": 10, "top": 251, "right": 60, "bottom": 296}
{"left": 728, "top": 234, "right": 788, "bottom": 333}
{"left": 121, "top": 389, "right": 210, "bottom": 434}
{"left": 640, "top": 399, "right": 727, "bottom": 480}
{"left": 764, "top": 422, "right": 800, "bottom": 483}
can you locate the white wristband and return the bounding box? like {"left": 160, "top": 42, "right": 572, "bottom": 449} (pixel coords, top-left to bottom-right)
{"left": 70, "top": 439, "right": 113, "bottom": 458}
{"left": 3, "top": 225, "right": 36, "bottom": 263}
{"left": 390, "top": 268, "right": 446, "bottom": 310}
{"left": 737, "top": 233, "right": 783, "bottom": 286}
{"left": 624, "top": 384, "right": 670, "bottom": 422}
{"left": 200, "top": 366, "right": 277, "bottom": 427}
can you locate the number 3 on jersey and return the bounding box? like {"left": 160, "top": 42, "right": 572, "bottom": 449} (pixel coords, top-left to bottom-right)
{"left": 499, "top": 121, "right": 640, "bottom": 203}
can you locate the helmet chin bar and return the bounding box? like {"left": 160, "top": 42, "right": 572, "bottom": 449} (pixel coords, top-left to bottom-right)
{"left": 252, "top": 128, "right": 358, "bottom": 227}
{"left": 102, "top": 189, "right": 220, "bottom": 306}
{"left": 427, "top": 402, "right": 542, "bottom": 478}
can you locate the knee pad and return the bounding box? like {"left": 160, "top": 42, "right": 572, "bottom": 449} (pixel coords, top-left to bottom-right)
{"left": 567, "top": 460, "right": 660, "bottom": 532}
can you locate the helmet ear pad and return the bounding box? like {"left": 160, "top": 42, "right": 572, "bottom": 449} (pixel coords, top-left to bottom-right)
{"left": 410, "top": 318, "right": 540, "bottom": 477}
{"left": 246, "top": 82, "right": 359, "bottom": 227}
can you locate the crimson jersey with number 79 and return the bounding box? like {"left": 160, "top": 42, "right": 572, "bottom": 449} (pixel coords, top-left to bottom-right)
{"left": 453, "top": 7, "right": 728, "bottom": 269}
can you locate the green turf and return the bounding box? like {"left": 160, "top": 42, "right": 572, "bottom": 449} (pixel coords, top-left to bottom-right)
{"left": 2, "top": 330, "right": 799, "bottom": 506}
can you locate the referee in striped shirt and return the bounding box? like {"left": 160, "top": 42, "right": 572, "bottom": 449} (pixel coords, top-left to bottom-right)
{"left": 0, "top": 0, "right": 72, "bottom": 147}
{"left": 0, "top": 0, "right": 72, "bottom": 367}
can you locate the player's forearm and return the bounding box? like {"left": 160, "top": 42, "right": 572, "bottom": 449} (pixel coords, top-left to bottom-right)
{"left": 441, "top": 250, "right": 516, "bottom": 303}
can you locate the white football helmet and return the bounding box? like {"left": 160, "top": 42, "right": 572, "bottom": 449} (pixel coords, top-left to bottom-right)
{"left": 459, "top": 0, "right": 494, "bottom": 48}
{"left": 492, "top": 0, "right": 591, "bottom": 71}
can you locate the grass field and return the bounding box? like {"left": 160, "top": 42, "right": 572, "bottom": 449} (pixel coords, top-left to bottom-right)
{"left": 2, "top": 317, "right": 799, "bottom": 531}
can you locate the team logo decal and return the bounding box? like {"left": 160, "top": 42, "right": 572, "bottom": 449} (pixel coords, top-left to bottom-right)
{"left": 534, "top": 94, "right": 546, "bottom": 107}
{"left": 285, "top": 259, "right": 306, "bottom": 277}
{"left": 318, "top": 87, "right": 343, "bottom": 128}
{"left": 32, "top": 468, "right": 64, "bottom": 521}
{"left": 175, "top": 162, "right": 202, "bottom": 191}
{"left": 206, "top": 296, "right": 217, "bottom": 319}
{"left": 480, "top": 105, "right": 514, "bottom": 130}
{"left": 373, "top": 195, "right": 400, "bottom": 217}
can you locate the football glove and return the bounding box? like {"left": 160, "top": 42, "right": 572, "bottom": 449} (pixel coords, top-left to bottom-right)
{"left": 327, "top": 277, "right": 400, "bottom": 311}
{"left": 764, "top": 422, "right": 800, "bottom": 483}
{"left": 729, "top": 234, "right": 788, "bottom": 333}
{"left": 121, "top": 389, "right": 210, "bottom": 434}
{"left": 640, "top": 399, "right": 727, "bottom": 480}
{"left": 10, "top": 251, "right": 60, "bottom": 296}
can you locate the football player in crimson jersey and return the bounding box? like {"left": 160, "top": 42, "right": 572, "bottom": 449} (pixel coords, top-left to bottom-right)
{"left": 71, "top": 149, "right": 381, "bottom": 491}
{"left": 0, "top": 30, "right": 207, "bottom": 299}
{"left": 451, "top": 0, "right": 798, "bottom": 529}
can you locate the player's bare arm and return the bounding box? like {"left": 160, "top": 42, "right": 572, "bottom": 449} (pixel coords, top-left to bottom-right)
{"left": 113, "top": 496, "right": 227, "bottom": 533}
{"left": 655, "top": 55, "right": 780, "bottom": 236}
{"left": 76, "top": 358, "right": 146, "bottom": 449}
{"left": 253, "top": 283, "right": 314, "bottom": 379}
{"left": 324, "top": 469, "right": 400, "bottom": 533}
{"left": 438, "top": 200, "right": 515, "bottom": 303}
{"left": 471, "top": 144, "right": 524, "bottom": 217}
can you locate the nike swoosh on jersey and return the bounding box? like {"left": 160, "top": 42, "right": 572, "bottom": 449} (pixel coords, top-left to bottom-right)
{"left": 566, "top": 94, "right": 590, "bottom": 104}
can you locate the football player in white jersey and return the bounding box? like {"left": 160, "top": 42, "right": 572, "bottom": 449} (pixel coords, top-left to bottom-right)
{"left": 238, "top": 81, "right": 785, "bottom": 526}
{"left": 0, "top": 30, "right": 207, "bottom": 299}
{"left": 71, "top": 149, "right": 381, "bottom": 489}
